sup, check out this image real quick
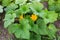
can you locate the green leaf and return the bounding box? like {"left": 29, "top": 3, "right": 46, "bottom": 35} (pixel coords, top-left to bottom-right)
{"left": 4, "top": 13, "right": 16, "bottom": 28}
{"left": 5, "top": 3, "right": 18, "bottom": 11}
{"left": 20, "top": 4, "right": 30, "bottom": 14}
{"left": 30, "top": 1, "right": 44, "bottom": 14}
{"left": 46, "top": 11, "right": 58, "bottom": 23}
{"left": 30, "top": 0, "right": 41, "bottom": 2}
{"left": 55, "top": 1, "right": 60, "bottom": 12}
{"left": 15, "top": 28, "right": 30, "bottom": 39}
{"left": 48, "top": 0, "right": 55, "bottom": 5}
{"left": 19, "top": 19, "right": 31, "bottom": 30}
{"left": 0, "top": 0, "right": 2, "bottom": 2}
{"left": 48, "top": 0, "right": 56, "bottom": 11}
{"left": 15, "top": 0, "right": 27, "bottom": 5}
{"left": 43, "top": 11, "right": 58, "bottom": 24}
{"left": 20, "top": 30, "right": 30, "bottom": 39}
{"left": 15, "top": 9, "right": 21, "bottom": 17}
{"left": 8, "top": 24, "right": 19, "bottom": 33}
{"left": 30, "top": 24, "right": 39, "bottom": 34}
{"left": 37, "top": 19, "right": 48, "bottom": 35}
{"left": 48, "top": 5, "right": 56, "bottom": 11}
{"left": 29, "top": 18, "right": 39, "bottom": 34}
{"left": 14, "top": 29, "right": 21, "bottom": 38}
{"left": 2, "top": 0, "right": 12, "bottom": 6}
{"left": 30, "top": 32, "right": 41, "bottom": 40}
{"left": 14, "top": 19, "right": 31, "bottom": 39}
{"left": 0, "top": 5, "right": 3, "bottom": 13}
{"left": 15, "top": 4, "right": 30, "bottom": 16}
{"left": 38, "top": 9, "right": 48, "bottom": 18}
{"left": 48, "top": 24, "right": 57, "bottom": 38}
{"left": 15, "top": 9, "right": 23, "bottom": 17}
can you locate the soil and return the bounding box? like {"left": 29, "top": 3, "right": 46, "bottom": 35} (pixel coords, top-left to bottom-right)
{"left": 54, "top": 20, "right": 60, "bottom": 36}
{"left": 0, "top": 13, "right": 14, "bottom": 40}
{"left": 54, "top": 20, "right": 60, "bottom": 29}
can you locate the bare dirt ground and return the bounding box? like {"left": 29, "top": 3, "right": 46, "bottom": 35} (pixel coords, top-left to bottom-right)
{"left": 0, "top": 13, "right": 14, "bottom": 40}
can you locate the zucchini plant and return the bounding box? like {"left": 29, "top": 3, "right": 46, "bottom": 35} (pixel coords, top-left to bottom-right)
{"left": 0, "top": 0, "right": 59, "bottom": 40}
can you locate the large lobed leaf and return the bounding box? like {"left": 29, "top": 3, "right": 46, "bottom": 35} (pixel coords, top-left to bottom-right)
{"left": 4, "top": 12, "right": 16, "bottom": 28}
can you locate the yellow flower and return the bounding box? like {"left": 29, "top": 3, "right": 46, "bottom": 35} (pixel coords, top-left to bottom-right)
{"left": 19, "top": 15, "right": 23, "bottom": 20}
{"left": 30, "top": 14, "right": 38, "bottom": 21}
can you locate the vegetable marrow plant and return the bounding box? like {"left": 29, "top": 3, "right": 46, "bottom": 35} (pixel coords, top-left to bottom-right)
{"left": 0, "top": 0, "right": 59, "bottom": 40}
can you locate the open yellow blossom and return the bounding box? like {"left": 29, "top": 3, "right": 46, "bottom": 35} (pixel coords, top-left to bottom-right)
{"left": 30, "top": 14, "right": 38, "bottom": 21}
{"left": 19, "top": 15, "right": 23, "bottom": 20}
